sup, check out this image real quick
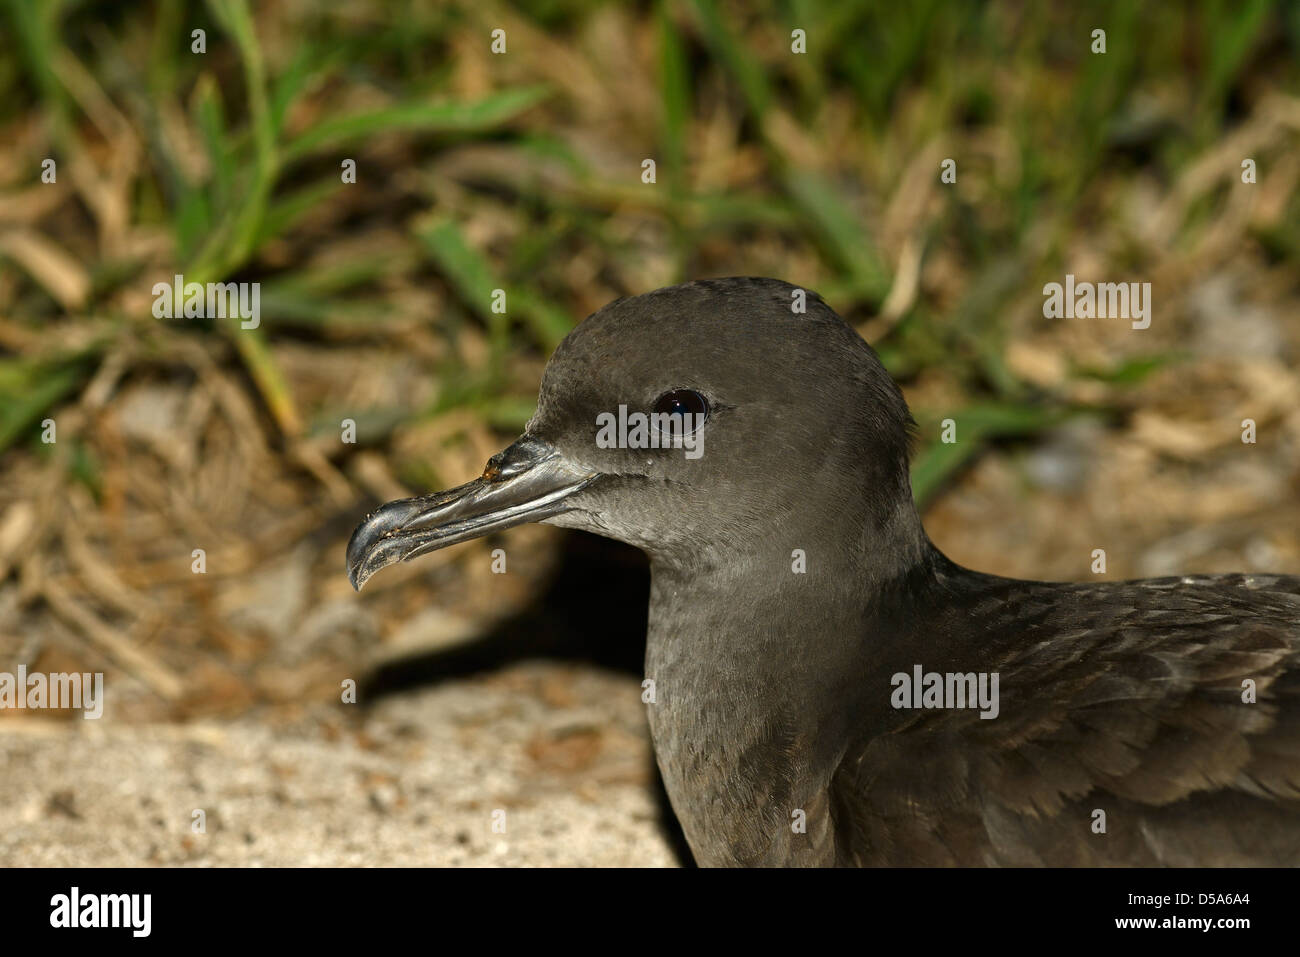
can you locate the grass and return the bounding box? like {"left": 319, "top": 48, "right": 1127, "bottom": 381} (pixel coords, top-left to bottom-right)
{"left": 0, "top": 0, "right": 1296, "bottom": 506}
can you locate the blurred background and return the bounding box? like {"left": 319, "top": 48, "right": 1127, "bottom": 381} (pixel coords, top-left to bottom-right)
{"left": 0, "top": 0, "right": 1298, "bottom": 865}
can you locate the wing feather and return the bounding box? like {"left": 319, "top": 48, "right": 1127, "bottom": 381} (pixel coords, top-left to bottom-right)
{"left": 831, "top": 574, "right": 1300, "bottom": 865}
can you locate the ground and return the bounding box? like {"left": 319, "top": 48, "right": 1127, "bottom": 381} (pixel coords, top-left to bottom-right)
{"left": 1, "top": 661, "right": 675, "bottom": 867}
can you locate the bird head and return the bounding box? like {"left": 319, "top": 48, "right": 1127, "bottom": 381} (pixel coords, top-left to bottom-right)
{"left": 347, "top": 277, "right": 917, "bottom": 589}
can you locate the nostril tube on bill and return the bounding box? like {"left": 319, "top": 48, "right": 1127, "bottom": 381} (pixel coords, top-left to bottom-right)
{"left": 491, "top": 435, "right": 557, "bottom": 479}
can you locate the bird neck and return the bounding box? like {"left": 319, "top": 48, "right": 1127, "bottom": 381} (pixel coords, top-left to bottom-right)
{"left": 640, "top": 496, "right": 945, "bottom": 865}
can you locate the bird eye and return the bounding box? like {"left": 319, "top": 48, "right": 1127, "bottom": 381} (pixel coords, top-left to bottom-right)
{"left": 651, "top": 389, "right": 709, "bottom": 434}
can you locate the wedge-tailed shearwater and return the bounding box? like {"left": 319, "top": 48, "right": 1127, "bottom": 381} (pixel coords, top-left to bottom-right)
{"left": 347, "top": 277, "right": 1300, "bottom": 866}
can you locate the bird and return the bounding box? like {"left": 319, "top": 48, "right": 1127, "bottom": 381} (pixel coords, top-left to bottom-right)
{"left": 347, "top": 277, "right": 1300, "bottom": 867}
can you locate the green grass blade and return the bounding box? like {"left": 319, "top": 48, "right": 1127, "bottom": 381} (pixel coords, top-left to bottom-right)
{"left": 282, "top": 86, "right": 551, "bottom": 164}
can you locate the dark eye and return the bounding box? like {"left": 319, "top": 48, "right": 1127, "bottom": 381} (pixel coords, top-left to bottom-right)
{"left": 652, "top": 389, "right": 709, "bottom": 434}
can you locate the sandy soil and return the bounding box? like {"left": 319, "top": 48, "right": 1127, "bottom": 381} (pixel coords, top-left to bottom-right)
{"left": 0, "top": 661, "right": 675, "bottom": 867}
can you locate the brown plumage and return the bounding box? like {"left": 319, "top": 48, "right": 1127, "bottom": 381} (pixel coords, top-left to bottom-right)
{"left": 832, "top": 565, "right": 1300, "bottom": 865}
